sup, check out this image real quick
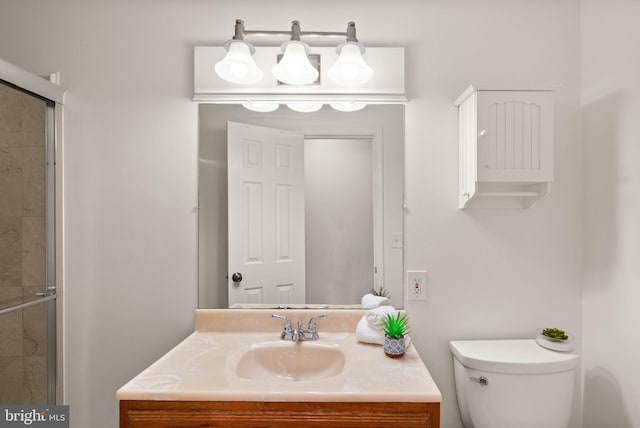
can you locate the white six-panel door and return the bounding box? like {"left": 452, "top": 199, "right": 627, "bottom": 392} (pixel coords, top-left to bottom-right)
{"left": 227, "top": 121, "right": 305, "bottom": 306}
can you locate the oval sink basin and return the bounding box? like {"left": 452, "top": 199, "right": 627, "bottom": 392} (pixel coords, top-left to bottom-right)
{"left": 234, "top": 341, "right": 345, "bottom": 382}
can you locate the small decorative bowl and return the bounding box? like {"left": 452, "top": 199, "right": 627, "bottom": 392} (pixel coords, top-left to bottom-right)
{"left": 535, "top": 328, "right": 575, "bottom": 352}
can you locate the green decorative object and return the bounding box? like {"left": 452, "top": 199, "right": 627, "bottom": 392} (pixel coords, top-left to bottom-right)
{"left": 382, "top": 313, "right": 409, "bottom": 358}
{"left": 541, "top": 327, "right": 569, "bottom": 341}
{"left": 382, "top": 313, "right": 409, "bottom": 339}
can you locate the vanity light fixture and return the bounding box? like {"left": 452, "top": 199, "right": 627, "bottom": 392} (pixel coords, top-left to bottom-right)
{"left": 215, "top": 19, "right": 373, "bottom": 87}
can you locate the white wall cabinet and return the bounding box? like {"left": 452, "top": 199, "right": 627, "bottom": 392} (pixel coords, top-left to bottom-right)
{"left": 455, "top": 86, "right": 554, "bottom": 208}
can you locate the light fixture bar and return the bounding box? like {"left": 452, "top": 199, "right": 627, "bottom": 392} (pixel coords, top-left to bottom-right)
{"left": 245, "top": 30, "right": 348, "bottom": 38}
{"left": 236, "top": 21, "right": 358, "bottom": 41}
{"left": 224, "top": 19, "right": 358, "bottom": 42}
{"left": 239, "top": 19, "right": 350, "bottom": 41}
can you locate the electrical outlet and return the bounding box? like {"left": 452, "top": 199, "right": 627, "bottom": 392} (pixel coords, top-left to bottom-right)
{"left": 392, "top": 233, "right": 404, "bottom": 248}
{"left": 407, "top": 270, "right": 427, "bottom": 301}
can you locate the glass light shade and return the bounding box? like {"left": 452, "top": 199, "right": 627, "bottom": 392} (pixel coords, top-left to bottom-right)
{"left": 330, "top": 102, "right": 367, "bottom": 112}
{"left": 286, "top": 102, "right": 323, "bottom": 113}
{"left": 272, "top": 41, "right": 319, "bottom": 85}
{"left": 215, "top": 41, "right": 263, "bottom": 85}
{"left": 242, "top": 102, "right": 280, "bottom": 112}
{"left": 328, "top": 42, "right": 374, "bottom": 86}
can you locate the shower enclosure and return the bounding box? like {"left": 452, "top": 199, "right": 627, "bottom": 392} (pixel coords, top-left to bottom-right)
{"left": 0, "top": 64, "right": 62, "bottom": 405}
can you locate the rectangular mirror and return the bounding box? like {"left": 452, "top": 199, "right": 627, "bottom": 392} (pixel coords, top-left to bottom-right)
{"left": 198, "top": 104, "right": 404, "bottom": 308}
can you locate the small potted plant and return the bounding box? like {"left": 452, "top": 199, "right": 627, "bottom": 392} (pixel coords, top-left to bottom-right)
{"left": 382, "top": 312, "right": 409, "bottom": 358}
{"left": 371, "top": 285, "right": 390, "bottom": 299}
{"left": 540, "top": 327, "right": 569, "bottom": 341}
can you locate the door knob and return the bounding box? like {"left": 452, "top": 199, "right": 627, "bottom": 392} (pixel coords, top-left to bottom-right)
{"left": 231, "top": 272, "right": 243, "bottom": 283}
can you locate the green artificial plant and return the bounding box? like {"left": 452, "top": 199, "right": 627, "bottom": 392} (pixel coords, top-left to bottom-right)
{"left": 541, "top": 327, "right": 569, "bottom": 341}
{"left": 382, "top": 313, "right": 410, "bottom": 339}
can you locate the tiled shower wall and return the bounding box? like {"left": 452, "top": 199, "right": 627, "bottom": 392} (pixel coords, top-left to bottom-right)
{"left": 0, "top": 82, "right": 48, "bottom": 404}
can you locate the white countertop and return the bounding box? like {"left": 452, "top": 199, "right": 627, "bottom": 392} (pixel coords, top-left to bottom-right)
{"left": 117, "top": 309, "right": 442, "bottom": 403}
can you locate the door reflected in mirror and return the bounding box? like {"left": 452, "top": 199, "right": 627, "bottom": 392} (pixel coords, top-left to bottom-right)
{"left": 198, "top": 105, "right": 404, "bottom": 308}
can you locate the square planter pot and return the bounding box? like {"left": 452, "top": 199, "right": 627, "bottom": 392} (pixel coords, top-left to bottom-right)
{"left": 383, "top": 336, "right": 405, "bottom": 358}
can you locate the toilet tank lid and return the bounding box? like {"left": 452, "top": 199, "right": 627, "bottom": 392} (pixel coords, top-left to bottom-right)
{"left": 449, "top": 339, "right": 579, "bottom": 374}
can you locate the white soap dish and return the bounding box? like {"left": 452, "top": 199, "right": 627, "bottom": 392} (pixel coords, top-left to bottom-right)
{"left": 535, "top": 329, "right": 575, "bottom": 352}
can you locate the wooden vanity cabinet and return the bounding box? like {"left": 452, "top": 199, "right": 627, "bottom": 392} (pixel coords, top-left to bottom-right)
{"left": 120, "top": 400, "right": 440, "bottom": 428}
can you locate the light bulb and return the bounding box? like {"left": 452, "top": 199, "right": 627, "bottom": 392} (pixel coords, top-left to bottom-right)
{"left": 328, "top": 42, "right": 373, "bottom": 86}
{"left": 242, "top": 102, "right": 280, "bottom": 112}
{"left": 272, "top": 41, "right": 319, "bottom": 85}
{"left": 215, "top": 41, "right": 263, "bottom": 85}
{"left": 286, "top": 102, "right": 323, "bottom": 113}
{"left": 330, "top": 102, "right": 367, "bottom": 112}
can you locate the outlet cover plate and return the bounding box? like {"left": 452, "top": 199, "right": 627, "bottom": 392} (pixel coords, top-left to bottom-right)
{"left": 407, "top": 270, "right": 427, "bottom": 301}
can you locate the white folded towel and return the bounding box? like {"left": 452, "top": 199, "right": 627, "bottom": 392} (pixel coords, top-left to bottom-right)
{"left": 356, "top": 316, "right": 385, "bottom": 345}
{"left": 361, "top": 293, "right": 390, "bottom": 309}
{"left": 355, "top": 306, "right": 411, "bottom": 347}
{"left": 365, "top": 305, "right": 397, "bottom": 328}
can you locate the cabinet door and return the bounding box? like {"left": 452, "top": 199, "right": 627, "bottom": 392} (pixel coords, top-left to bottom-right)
{"left": 120, "top": 400, "right": 439, "bottom": 428}
{"left": 476, "top": 91, "right": 553, "bottom": 182}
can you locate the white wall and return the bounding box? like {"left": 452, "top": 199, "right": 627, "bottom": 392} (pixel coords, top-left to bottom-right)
{"left": 400, "top": 1, "right": 582, "bottom": 425}
{"left": 581, "top": 1, "right": 640, "bottom": 427}
{"left": 0, "top": 1, "right": 583, "bottom": 427}
{"left": 0, "top": 1, "right": 200, "bottom": 426}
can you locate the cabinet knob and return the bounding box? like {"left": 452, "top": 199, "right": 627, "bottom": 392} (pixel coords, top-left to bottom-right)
{"left": 478, "top": 129, "right": 486, "bottom": 137}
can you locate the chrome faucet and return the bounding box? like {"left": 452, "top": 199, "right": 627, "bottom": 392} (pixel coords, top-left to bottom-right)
{"left": 272, "top": 314, "right": 327, "bottom": 342}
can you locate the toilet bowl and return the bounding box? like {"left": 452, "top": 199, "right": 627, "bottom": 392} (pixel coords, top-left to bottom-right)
{"left": 449, "top": 339, "right": 579, "bottom": 428}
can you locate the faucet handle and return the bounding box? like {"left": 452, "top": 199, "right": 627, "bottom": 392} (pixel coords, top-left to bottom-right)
{"left": 272, "top": 314, "right": 292, "bottom": 331}
{"left": 307, "top": 314, "right": 327, "bottom": 332}
{"left": 272, "top": 314, "right": 291, "bottom": 325}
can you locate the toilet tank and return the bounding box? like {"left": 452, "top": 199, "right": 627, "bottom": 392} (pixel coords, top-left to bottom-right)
{"left": 449, "top": 340, "right": 579, "bottom": 428}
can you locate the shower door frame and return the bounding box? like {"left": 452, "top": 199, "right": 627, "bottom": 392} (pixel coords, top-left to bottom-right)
{"left": 0, "top": 58, "right": 65, "bottom": 404}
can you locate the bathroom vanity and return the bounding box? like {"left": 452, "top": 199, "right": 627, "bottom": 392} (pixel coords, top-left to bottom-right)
{"left": 118, "top": 309, "right": 441, "bottom": 427}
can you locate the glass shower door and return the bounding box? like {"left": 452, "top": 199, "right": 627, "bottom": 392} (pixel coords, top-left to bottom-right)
{"left": 0, "top": 80, "right": 56, "bottom": 405}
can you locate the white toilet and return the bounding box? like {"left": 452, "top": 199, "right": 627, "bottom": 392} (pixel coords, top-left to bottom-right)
{"left": 449, "top": 339, "right": 579, "bottom": 428}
